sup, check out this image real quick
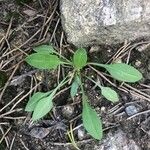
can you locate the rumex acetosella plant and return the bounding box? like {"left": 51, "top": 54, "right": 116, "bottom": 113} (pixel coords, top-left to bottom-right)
{"left": 25, "top": 45, "right": 142, "bottom": 140}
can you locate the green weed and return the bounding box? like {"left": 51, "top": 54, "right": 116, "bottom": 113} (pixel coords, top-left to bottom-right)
{"left": 25, "top": 45, "right": 142, "bottom": 140}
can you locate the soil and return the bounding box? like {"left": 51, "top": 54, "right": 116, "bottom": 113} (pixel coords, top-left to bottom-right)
{"left": 0, "top": 0, "right": 150, "bottom": 150}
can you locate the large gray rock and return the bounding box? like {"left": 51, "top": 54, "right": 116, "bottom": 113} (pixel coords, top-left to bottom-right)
{"left": 60, "top": 0, "right": 150, "bottom": 47}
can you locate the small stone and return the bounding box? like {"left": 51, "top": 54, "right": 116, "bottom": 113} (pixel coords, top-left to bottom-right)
{"left": 101, "top": 106, "right": 106, "bottom": 112}
{"left": 125, "top": 105, "right": 138, "bottom": 116}
{"left": 35, "top": 71, "right": 44, "bottom": 82}
{"left": 77, "top": 126, "right": 86, "bottom": 140}
{"left": 136, "top": 44, "right": 150, "bottom": 52}
{"left": 113, "top": 58, "right": 122, "bottom": 64}
{"left": 89, "top": 46, "right": 100, "bottom": 53}
{"left": 135, "top": 60, "right": 142, "bottom": 67}
{"left": 23, "top": 9, "right": 36, "bottom": 17}
{"left": 29, "top": 127, "right": 50, "bottom": 139}
{"left": 62, "top": 105, "right": 74, "bottom": 119}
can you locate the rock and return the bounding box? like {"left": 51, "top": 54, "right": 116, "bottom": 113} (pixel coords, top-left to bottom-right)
{"left": 23, "top": 9, "right": 36, "bottom": 17}
{"left": 29, "top": 127, "right": 50, "bottom": 139}
{"left": 60, "top": 0, "right": 150, "bottom": 47}
{"left": 77, "top": 126, "right": 86, "bottom": 140}
{"left": 28, "top": 120, "right": 67, "bottom": 139}
{"left": 62, "top": 105, "right": 74, "bottom": 119}
{"left": 125, "top": 105, "right": 139, "bottom": 116}
{"left": 94, "top": 129, "right": 141, "bottom": 150}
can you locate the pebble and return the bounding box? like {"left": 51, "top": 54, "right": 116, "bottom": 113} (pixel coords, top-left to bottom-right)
{"left": 136, "top": 44, "right": 150, "bottom": 52}
{"left": 89, "top": 46, "right": 100, "bottom": 53}
{"left": 77, "top": 126, "right": 86, "bottom": 140}
{"left": 135, "top": 60, "right": 142, "bottom": 67}
{"left": 29, "top": 120, "right": 67, "bottom": 139}
{"left": 23, "top": 9, "right": 36, "bottom": 17}
{"left": 125, "top": 105, "right": 138, "bottom": 116}
{"left": 29, "top": 127, "right": 50, "bottom": 139}
{"left": 62, "top": 105, "right": 74, "bottom": 119}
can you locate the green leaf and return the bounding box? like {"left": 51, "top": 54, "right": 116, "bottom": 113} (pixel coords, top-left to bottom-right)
{"left": 82, "top": 96, "right": 103, "bottom": 140}
{"left": 89, "top": 63, "right": 142, "bottom": 82}
{"left": 104, "top": 63, "right": 142, "bottom": 82}
{"left": 26, "top": 53, "right": 62, "bottom": 69}
{"left": 84, "top": 76, "right": 118, "bottom": 102}
{"left": 32, "top": 95, "right": 53, "bottom": 121}
{"left": 100, "top": 86, "right": 119, "bottom": 103}
{"left": 70, "top": 78, "right": 79, "bottom": 99}
{"left": 73, "top": 48, "right": 87, "bottom": 69}
{"left": 33, "top": 45, "right": 55, "bottom": 54}
{"left": 31, "top": 76, "right": 69, "bottom": 121}
{"left": 25, "top": 91, "right": 51, "bottom": 112}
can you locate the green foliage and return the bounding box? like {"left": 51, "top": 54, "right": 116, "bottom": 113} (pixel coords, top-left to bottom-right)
{"left": 25, "top": 76, "right": 69, "bottom": 121}
{"left": 70, "top": 78, "right": 79, "bottom": 99}
{"left": 103, "top": 63, "right": 142, "bottom": 82}
{"left": 32, "top": 95, "right": 53, "bottom": 121}
{"left": 100, "top": 86, "right": 119, "bottom": 102}
{"left": 26, "top": 53, "right": 62, "bottom": 69}
{"left": 25, "top": 91, "right": 51, "bottom": 112}
{"left": 89, "top": 63, "right": 142, "bottom": 82}
{"left": 73, "top": 48, "right": 87, "bottom": 70}
{"left": 85, "top": 77, "right": 119, "bottom": 103}
{"left": 25, "top": 44, "right": 142, "bottom": 140}
{"left": 82, "top": 95, "right": 103, "bottom": 140}
{"left": 33, "top": 45, "right": 55, "bottom": 54}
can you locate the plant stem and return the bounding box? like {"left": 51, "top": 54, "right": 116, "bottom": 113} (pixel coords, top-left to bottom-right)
{"left": 54, "top": 51, "right": 72, "bottom": 65}
{"left": 84, "top": 75, "right": 102, "bottom": 88}
{"left": 78, "top": 71, "right": 85, "bottom": 96}
{"left": 87, "top": 62, "right": 107, "bottom": 68}
{"left": 51, "top": 75, "right": 70, "bottom": 97}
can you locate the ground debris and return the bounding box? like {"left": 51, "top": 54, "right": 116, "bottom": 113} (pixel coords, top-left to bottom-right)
{"left": 29, "top": 127, "right": 50, "bottom": 139}
{"left": 94, "top": 129, "right": 141, "bottom": 150}
{"left": 141, "top": 116, "right": 150, "bottom": 136}
{"left": 28, "top": 120, "right": 67, "bottom": 139}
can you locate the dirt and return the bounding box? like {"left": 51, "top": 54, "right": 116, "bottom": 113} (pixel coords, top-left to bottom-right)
{"left": 0, "top": 0, "right": 150, "bottom": 150}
